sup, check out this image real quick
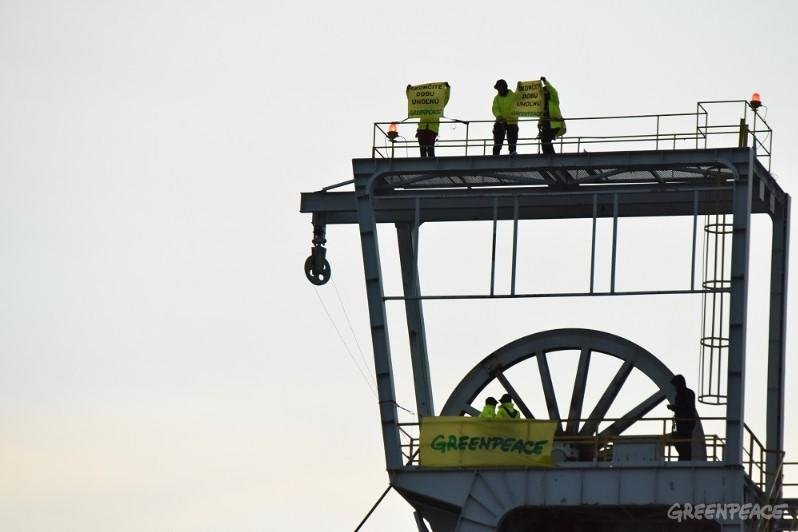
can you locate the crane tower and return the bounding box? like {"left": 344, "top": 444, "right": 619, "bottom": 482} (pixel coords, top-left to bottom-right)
{"left": 300, "top": 100, "right": 794, "bottom": 531}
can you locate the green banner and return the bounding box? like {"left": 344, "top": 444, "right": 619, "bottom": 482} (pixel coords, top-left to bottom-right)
{"left": 512, "top": 80, "right": 544, "bottom": 117}
{"left": 407, "top": 82, "right": 449, "bottom": 118}
{"left": 419, "top": 417, "right": 557, "bottom": 467}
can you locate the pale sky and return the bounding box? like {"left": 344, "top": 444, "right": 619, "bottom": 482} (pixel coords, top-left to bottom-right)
{"left": 2, "top": 1, "right": 798, "bottom": 531}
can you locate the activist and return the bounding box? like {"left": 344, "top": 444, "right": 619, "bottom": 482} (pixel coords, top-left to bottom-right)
{"left": 667, "top": 374, "right": 698, "bottom": 461}
{"left": 407, "top": 82, "right": 450, "bottom": 157}
{"left": 491, "top": 79, "right": 518, "bottom": 156}
{"left": 479, "top": 396, "right": 498, "bottom": 419}
{"left": 496, "top": 393, "right": 521, "bottom": 419}
{"left": 537, "top": 76, "right": 567, "bottom": 155}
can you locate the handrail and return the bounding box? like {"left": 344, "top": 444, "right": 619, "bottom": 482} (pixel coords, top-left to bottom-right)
{"left": 396, "top": 416, "right": 785, "bottom": 495}
{"left": 373, "top": 101, "right": 774, "bottom": 171}
{"left": 757, "top": 453, "right": 787, "bottom": 532}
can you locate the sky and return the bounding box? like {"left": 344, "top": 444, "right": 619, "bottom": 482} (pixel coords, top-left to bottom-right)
{"left": 1, "top": 1, "right": 798, "bottom": 531}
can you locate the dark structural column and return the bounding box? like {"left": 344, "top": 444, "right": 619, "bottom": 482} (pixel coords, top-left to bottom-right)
{"left": 725, "top": 160, "right": 753, "bottom": 465}
{"left": 396, "top": 222, "right": 435, "bottom": 419}
{"left": 767, "top": 196, "right": 790, "bottom": 495}
{"left": 355, "top": 170, "right": 402, "bottom": 470}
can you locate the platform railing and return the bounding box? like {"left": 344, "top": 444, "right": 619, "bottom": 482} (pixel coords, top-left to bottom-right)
{"left": 697, "top": 100, "right": 773, "bottom": 170}
{"left": 784, "top": 463, "right": 798, "bottom": 492}
{"left": 398, "top": 416, "right": 784, "bottom": 493}
{"left": 373, "top": 100, "right": 773, "bottom": 170}
{"left": 399, "top": 416, "right": 726, "bottom": 464}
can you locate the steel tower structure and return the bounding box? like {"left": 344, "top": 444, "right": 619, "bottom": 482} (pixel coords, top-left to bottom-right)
{"left": 300, "top": 102, "right": 793, "bottom": 531}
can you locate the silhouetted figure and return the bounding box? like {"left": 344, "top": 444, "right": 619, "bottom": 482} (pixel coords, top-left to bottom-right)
{"left": 667, "top": 374, "right": 698, "bottom": 461}
{"left": 492, "top": 79, "right": 518, "bottom": 155}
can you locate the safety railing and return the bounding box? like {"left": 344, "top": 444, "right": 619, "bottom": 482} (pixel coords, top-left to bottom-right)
{"left": 697, "top": 100, "right": 773, "bottom": 170}
{"left": 743, "top": 424, "right": 772, "bottom": 494}
{"left": 373, "top": 100, "right": 773, "bottom": 170}
{"left": 784, "top": 463, "right": 798, "bottom": 497}
{"left": 400, "top": 416, "right": 726, "bottom": 465}
{"left": 398, "top": 416, "right": 786, "bottom": 494}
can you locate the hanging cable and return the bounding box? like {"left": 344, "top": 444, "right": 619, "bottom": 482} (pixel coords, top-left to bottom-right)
{"left": 313, "top": 286, "right": 378, "bottom": 398}
{"left": 393, "top": 402, "right": 416, "bottom": 416}
{"left": 316, "top": 285, "right": 417, "bottom": 417}
{"left": 353, "top": 484, "right": 393, "bottom": 531}
{"left": 332, "top": 279, "right": 375, "bottom": 380}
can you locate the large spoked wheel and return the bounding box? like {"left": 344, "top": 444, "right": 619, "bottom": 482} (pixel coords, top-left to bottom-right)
{"left": 440, "top": 328, "right": 705, "bottom": 460}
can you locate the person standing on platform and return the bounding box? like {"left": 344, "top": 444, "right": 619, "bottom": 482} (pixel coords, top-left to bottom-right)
{"left": 492, "top": 79, "right": 518, "bottom": 156}
{"left": 496, "top": 393, "right": 521, "bottom": 419}
{"left": 537, "top": 76, "right": 566, "bottom": 154}
{"left": 667, "top": 374, "right": 698, "bottom": 461}
{"left": 479, "top": 396, "right": 498, "bottom": 419}
{"left": 408, "top": 82, "right": 450, "bottom": 157}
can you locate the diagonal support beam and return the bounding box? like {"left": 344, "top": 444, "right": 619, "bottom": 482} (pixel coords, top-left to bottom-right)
{"left": 496, "top": 371, "right": 535, "bottom": 419}
{"left": 566, "top": 348, "right": 592, "bottom": 433}
{"left": 580, "top": 361, "right": 634, "bottom": 436}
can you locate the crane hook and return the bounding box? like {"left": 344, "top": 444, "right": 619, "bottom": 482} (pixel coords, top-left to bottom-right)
{"left": 305, "top": 219, "right": 331, "bottom": 285}
{"left": 305, "top": 249, "right": 331, "bottom": 285}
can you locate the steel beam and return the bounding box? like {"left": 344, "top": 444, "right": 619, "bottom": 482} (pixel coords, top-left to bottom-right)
{"left": 766, "top": 195, "right": 791, "bottom": 494}
{"left": 393, "top": 464, "right": 756, "bottom": 528}
{"left": 354, "top": 171, "right": 403, "bottom": 470}
{"left": 351, "top": 147, "right": 753, "bottom": 178}
{"left": 396, "top": 223, "right": 435, "bottom": 419}
{"left": 725, "top": 162, "right": 753, "bottom": 465}
{"left": 301, "top": 186, "right": 779, "bottom": 225}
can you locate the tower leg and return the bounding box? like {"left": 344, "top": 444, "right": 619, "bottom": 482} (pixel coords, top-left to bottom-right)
{"left": 396, "top": 223, "right": 435, "bottom": 419}
{"left": 725, "top": 163, "right": 752, "bottom": 465}
{"left": 766, "top": 196, "right": 790, "bottom": 496}
{"left": 355, "top": 173, "right": 402, "bottom": 470}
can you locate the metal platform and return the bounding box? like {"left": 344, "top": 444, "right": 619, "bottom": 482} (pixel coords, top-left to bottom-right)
{"left": 302, "top": 148, "right": 784, "bottom": 224}
{"left": 393, "top": 463, "right": 762, "bottom": 531}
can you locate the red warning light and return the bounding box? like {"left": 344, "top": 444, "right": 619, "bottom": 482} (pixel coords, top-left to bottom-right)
{"left": 750, "top": 92, "right": 762, "bottom": 109}
{"left": 387, "top": 122, "right": 399, "bottom": 141}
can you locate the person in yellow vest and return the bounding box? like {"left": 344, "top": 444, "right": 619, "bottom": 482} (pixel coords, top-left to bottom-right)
{"left": 408, "top": 83, "right": 450, "bottom": 158}
{"left": 537, "top": 76, "right": 567, "bottom": 154}
{"left": 492, "top": 79, "right": 518, "bottom": 156}
{"left": 479, "top": 396, "right": 498, "bottom": 419}
{"left": 496, "top": 393, "right": 521, "bottom": 419}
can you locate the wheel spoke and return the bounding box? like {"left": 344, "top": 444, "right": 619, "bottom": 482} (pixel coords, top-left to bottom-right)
{"left": 598, "top": 391, "right": 666, "bottom": 439}
{"left": 566, "top": 348, "right": 591, "bottom": 434}
{"left": 496, "top": 371, "right": 535, "bottom": 419}
{"left": 580, "top": 361, "right": 634, "bottom": 436}
{"left": 537, "top": 352, "right": 562, "bottom": 430}
{"left": 464, "top": 405, "right": 481, "bottom": 417}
